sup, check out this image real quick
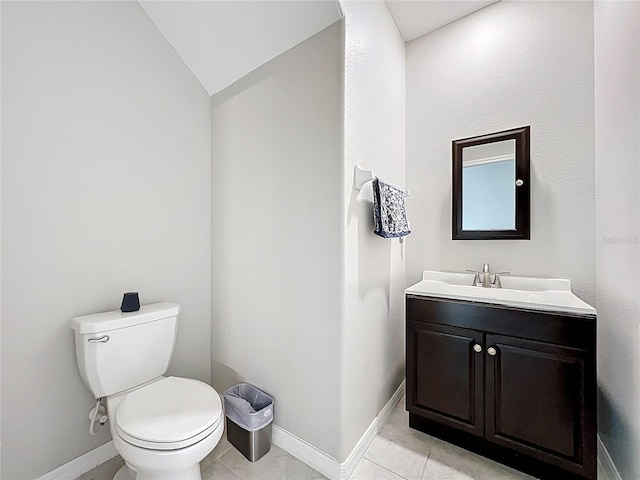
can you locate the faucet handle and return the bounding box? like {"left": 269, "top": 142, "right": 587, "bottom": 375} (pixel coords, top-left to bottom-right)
{"left": 492, "top": 272, "right": 510, "bottom": 288}
{"left": 465, "top": 269, "right": 481, "bottom": 286}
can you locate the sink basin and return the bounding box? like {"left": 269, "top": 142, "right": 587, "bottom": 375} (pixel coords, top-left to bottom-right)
{"left": 406, "top": 270, "right": 596, "bottom": 316}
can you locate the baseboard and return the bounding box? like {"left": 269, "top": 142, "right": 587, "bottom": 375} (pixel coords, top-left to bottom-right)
{"left": 272, "top": 380, "right": 405, "bottom": 480}
{"left": 37, "top": 381, "right": 405, "bottom": 480}
{"left": 597, "top": 435, "right": 623, "bottom": 480}
{"left": 272, "top": 425, "right": 341, "bottom": 480}
{"left": 340, "top": 380, "right": 405, "bottom": 480}
{"left": 338, "top": 414, "right": 380, "bottom": 480}
{"left": 36, "top": 441, "right": 118, "bottom": 480}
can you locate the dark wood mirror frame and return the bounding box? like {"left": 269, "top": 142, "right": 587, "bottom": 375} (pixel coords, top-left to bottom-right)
{"left": 452, "top": 126, "right": 530, "bottom": 240}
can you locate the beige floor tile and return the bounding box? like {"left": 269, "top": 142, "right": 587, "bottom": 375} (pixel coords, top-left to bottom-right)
{"left": 598, "top": 461, "right": 608, "bottom": 480}
{"left": 75, "top": 390, "right": 541, "bottom": 480}
{"left": 219, "top": 444, "right": 325, "bottom": 480}
{"left": 365, "top": 434, "right": 429, "bottom": 480}
{"left": 421, "top": 443, "right": 484, "bottom": 480}
{"left": 201, "top": 460, "right": 244, "bottom": 480}
{"left": 200, "top": 433, "right": 233, "bottom": 471}
{"left": 304, "top": 471, "right": 330, "bottom": 480}
{"left": 379, "top": 399, "right": 436, "bottom": 454}
{"left": 422, "top": 439, "right": 536, "bottom": 480}
{"left": 74, "top": 456, "right": 125, "bottom": 480}
{"left": 351, "top": 458, "right": 407, "bottom": 480}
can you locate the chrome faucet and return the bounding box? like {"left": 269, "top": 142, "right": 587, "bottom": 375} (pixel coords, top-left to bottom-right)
{"left": 481, "top": 263, "right": 491, "bottom": 288}
{"left": 465, "top": 269, "right": 481, "bottom": 286}
{"left": 466, "top": 263, "right": 510, "bottom": 288}
{"left": 492, "top": 272, "right": 506, "bottom": 288}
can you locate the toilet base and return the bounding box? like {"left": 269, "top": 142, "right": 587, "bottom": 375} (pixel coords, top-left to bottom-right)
{"left": 110, "top": 421, "right": 222, "bottom": 480}
{"left": 106, "top": 380, "right": 223, "bottom": 480}
{"left": 113, "top": 464, "right": 136, "bottom": 480}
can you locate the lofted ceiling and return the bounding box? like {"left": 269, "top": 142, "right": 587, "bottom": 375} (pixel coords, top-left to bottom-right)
{"left": 139, "top": 1, "right": 342, "bottom": 96}
{"left": 139, "top": 0, "right": 499, "bottom": 97}
{"left": 386, "top": 0, "right": 499, "bottom": 42}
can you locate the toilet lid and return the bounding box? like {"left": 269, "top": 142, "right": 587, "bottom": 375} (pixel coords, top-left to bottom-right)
{"left": 116, "top": 377, "right": 222, "bottom": 447}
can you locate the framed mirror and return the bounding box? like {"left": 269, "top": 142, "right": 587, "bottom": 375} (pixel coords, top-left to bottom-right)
{"left": 452, "top": 126, "right": 530, "bottom": 240}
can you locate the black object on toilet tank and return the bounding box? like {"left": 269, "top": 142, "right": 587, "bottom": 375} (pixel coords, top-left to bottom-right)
{"left": 120, "top": 292, "right": 140, "bottom": 312}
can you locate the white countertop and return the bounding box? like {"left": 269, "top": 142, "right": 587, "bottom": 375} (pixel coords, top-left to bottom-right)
{"left": 405, "top": 271, "right": 596, "bottom": 317}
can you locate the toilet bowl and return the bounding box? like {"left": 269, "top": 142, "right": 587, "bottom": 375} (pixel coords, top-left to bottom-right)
{"left": 108, "top": 376, "right": 223, "bottom": 480}
{"left": 72, "top": 303, "right": 222, "bottom": 480}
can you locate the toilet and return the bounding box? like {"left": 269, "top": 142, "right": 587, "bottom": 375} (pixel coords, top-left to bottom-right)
{"left": 72, "top": 302, "right": 223, "bottom": 480}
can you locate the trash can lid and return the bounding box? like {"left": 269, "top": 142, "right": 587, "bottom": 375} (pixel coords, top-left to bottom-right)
{"left": 116, "top": 377, "right": 222, "bottom": 446}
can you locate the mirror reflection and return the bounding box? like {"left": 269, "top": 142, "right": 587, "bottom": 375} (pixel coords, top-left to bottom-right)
{"left": 462, "top": 139, "right": 516, "bottom": 230}
{"left": 452, "top": 126, "right": 530, "bottom": 240}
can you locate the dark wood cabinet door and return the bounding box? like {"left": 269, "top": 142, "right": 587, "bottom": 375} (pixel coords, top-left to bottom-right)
{"left": 407, "top": 321, "right": 484, "bottom": 437}
{"left": 485, "top": 334, "right": 595, "bottom": 477}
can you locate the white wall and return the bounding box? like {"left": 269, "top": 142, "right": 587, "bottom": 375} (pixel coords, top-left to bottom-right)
{"left": 211, "top": 4, "right": 407, "bottom": 461}
{"left": 340, "top": 0, "right": 406, "bottom": 461}
{"left": 1, "top": 2, "right": 211, "bottom": 478}
{"left": 594, "top": 1, "right": 640, "bottom": 478}
{"left": 0, "top": 3, "right": 3, "bottom": 475}
{"left": 406, "top": 1, "right": 596, "bottom": 304}
{"left": 210, "top": 22, "right": 343, "bottom": 459}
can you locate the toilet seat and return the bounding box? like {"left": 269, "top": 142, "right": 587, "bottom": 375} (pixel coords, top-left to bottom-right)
{"left": 115, "top": 376, "right": 222, "bottom": 450}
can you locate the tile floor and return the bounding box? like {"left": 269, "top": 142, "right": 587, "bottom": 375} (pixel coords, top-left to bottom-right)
{"left": 351, "top": 396, "right": 536, "bottom": 480}
{"left": 79, "top": 395, "right": 607, "bottom": 480}
{"left": 199, "top": 436, "right": 325, "bottom": 480}
{"left": 76, "top": 433, "right": 326, "bottom": 480}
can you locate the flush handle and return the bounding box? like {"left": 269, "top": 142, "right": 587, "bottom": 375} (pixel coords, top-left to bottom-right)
{"left": 487, "top": 347, "right": 497, "bottom": 356}
{"left": 88, "top": 335, "right": 110, "bottom": 343}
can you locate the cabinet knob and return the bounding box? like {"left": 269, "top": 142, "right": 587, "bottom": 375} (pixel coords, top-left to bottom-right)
{"left": 473, "top": 344, "right": 483, "bottom": 353}
{"left": 487, "top": 347, "right": 497, "bottom": 356}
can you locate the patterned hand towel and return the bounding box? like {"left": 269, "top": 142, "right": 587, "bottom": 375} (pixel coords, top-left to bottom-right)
{"left": 372, "top": 177, "right": 410, "bottom": 238}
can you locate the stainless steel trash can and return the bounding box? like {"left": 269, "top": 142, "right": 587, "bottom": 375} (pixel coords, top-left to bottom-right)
{"left": 226, "top": 416, "right": 272, "bottom": 462}
{"left": 223, "top": 383, "right": 274, "bottom": 462}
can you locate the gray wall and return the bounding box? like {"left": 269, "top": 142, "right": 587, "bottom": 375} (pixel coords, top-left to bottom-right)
{"left": 0, "top": 3, "right": 3, "bottom": 475}
{"left": 1, "top": 2, "right": 211, "bottom": 478}
{"left": 340, "top": 0, "right": 406, "bottom": 461}
{"left": 211, "top": 4, "right": 407, "bottom": 463}
{"left": 595, "top": 1, "right": 640, "bottom": 478}
{"left": 405, "top": 1, "right": 596, "bottom": 304}
{"left": 210, "top": 22, "right": 343, "bottom": 459}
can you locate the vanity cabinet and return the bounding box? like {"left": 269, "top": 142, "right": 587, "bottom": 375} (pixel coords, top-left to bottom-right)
{"left": 406, "top": 295, "right": 596, "bottom": 480}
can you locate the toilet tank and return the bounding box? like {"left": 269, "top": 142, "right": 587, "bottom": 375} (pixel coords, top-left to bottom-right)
{"left": 71, "top": 302, "right": 180, "bottom": 398}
